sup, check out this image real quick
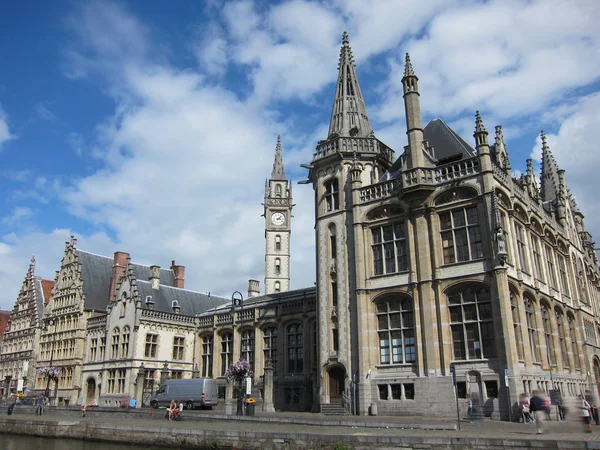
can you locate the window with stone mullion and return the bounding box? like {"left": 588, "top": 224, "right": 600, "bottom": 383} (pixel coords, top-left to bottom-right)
{"left": 221, "top": 333, "right": 233, "bottom": 376}
{"left": 263, "top": 328, "right": 278, "bottom": 365}
{"left": 557, "top": 253, "right": 570, "bottom": 296}
{"left": 524, "top": 298, "right": 540, "bottom": 362}
{"left": 371, "top": 223, "right": 407, "bottom": 275}
{"left": 287, "top": 324, "right": 303, "bottom": 373}
{"left": 440, "top": 207, "right": 482, "bottom": 264}
{"left": 241, "top": 330, "right": 255, "bottom": 372}
{"left": 377, "top": 298, "right": 415, "bottom": 364}
{"left": 545, "top": 246, "right": 558, "bottom": 288}
{"left": 202, "top": 335, "right": 213, "bottom": 378}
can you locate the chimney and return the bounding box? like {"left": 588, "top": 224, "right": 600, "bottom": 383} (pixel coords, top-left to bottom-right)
{"left": 149, "top": 265, "right": 161, "bottom": 290}
{"left": 170, "top": 260, "right": 185, "bottom": 289}
{"left": 109, "top": 251, "right": 130, "bottom": 302}
{"left": 248, "top": 279, "right": 260, "bottom": 298}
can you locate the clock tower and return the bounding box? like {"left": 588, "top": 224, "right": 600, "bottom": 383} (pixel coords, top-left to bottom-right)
{"left": 264, "top": 136, "right": 293, "bottom": 294}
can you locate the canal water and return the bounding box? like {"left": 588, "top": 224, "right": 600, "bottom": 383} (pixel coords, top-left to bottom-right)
{"left": 2, "top": 434, "right": 169, "bottom": 449}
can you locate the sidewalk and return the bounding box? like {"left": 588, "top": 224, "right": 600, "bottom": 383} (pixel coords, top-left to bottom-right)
{"left": 2, "top": 405, "right": 599, "bottom": 449}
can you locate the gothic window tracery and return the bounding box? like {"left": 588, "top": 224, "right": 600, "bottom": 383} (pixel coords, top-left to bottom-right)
{"left": 376, "top": 296, "right": 415, "bottom": 365}
{"left": 287, "top": 324, "right": 303, "bottom": 373}
{"left": 201, "top": 335, "right": 213, "bottom": 378}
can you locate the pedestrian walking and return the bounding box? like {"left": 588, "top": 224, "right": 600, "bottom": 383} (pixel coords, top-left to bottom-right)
{"left": 35, "top": 393, "right": 44, "bottom": 416}
{"left": 530, "top": 391, "right": 548, "bottom": 435}
{"left": 579, "top": 394, "right": 593, "bottom": 433}
{"left": 519, "top": 393, "right": 533, "bottom": 423}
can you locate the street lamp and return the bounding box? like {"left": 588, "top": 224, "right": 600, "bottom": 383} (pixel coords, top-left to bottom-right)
{"left": 230, "top": 292, "right": 244, "bottom": 415}
{"left": 43, "top": 318, "right": 57, "bottom": 400}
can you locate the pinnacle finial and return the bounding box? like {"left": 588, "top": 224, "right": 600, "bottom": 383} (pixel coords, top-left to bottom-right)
{"left": 541, "top": 130, "right": 548, "bottom": 149}
{"left": 404, "top": 53, "right": 415, "bottom": 77}
{"left": 342, "top": 31, "right": 349, "bottom": 45}
{"left": 475, "top": 110, "right": 487, "bottom": 133}
{"left": 271, "top": 135, "right": 286, "bottom": 180}
{"left": 30, "top": 255, "right": 35, "bottom": 265}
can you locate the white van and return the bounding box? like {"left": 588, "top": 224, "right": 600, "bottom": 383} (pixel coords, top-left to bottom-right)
{"left": 150, "top": 378, "right": 218, "bottom": 410}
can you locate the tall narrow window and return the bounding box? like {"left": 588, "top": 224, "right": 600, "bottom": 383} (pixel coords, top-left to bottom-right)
{"left": 500, "top": 212, "right": 511, "bottom": 264}
{"left": 531, "top": 236, "right": 544, "bottom": 281}
{"left": 546, "top": 246, "right": 557, "bottom": 288}
{"left": 241, "top": 330, "right": 255, "bottom": 372}
{"left": 331, "top": 281, "right": 338, "bottom": 316}
{"left": 202, "top": 335, "right": 213, "bottom": 378}
{"left": 324, "top": 179, "right": 339, "bottom": 212}
{"left": 287, "top": 324, "right": 303, "bottom": 373}
{"left": 448, "top": 286, "right": 495, "bottom": 360}
{"left": 263, "top": 327, "right": 278, "bottom": 364}
{"left": 515, "top": 224, "right": 529, "bottom": 273}
{"left": 111, "top": 328, "right": 120, "bottom": 359}
{"left": 275, "top": 184, "right": 282, "bottom": 197}
{"left": 330, "top": 234, "right": 337, "bottom": 259}
{"left": 567, "top": 314, "right": 580, "bottom": 370}
{"left": 172, "top": 336, "right": 185, "bottom": 360}
{"left": 107, "top": 370, "right": 116, "bottom": 393}
{"left": 145, "top": 334, "right": 158, "bottom": 358}
{"left": 555, "top": 309, "right": 568, "bottom": 367}
{"left": 275, "top": 235, "right": 281, "bottom": 251}
{"left": 372, "top": 223, "right": 407, "bottom": 275}
{"left": 510, "top": 293, "right": 524, "bottom": 360}
{"left": 99, "top": 337, "right": 106, "bottom": 360}
{"left": 274, "top": 281, "right": 281, "bottom": 292}
{"left": 221, "top": 332, "right": 233, "bottom": 375}
{"left": 89, "top": 338, "right": 98, "bottom": 361}
{"left": 377, "top": 296, "right": 415, "bottom": 364}
{"left": 120, "top": 328, "right": 130, "bottom": 358}
{"left": 575, "top": 258, "right": 588, "bottom": 303}
{"left": 524, "top": 298, "right": 540, "bottom": 362}
{"left": 541, "top": 304, "right": 554, "bottom": 366}
{"left": 117, "top": 369, "right": 126, "bottom": 393}
{"left": 275, "top": 258, "right": 281, "bottom": 275}
{"left": 440, "top": 207, "right": 483, "bottom": 264}
{"left": 557, "top": 253, "right": 570, "bottom": 296}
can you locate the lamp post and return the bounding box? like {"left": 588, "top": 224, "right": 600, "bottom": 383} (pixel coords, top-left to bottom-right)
{"left": 43, "top": 318, "right": 56, "bottom": 400}
{"left": 230, "top": 291, "right": 244, "bottom": 415}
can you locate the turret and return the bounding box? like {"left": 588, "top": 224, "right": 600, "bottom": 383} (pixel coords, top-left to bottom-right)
{"left": 402, "top": 53, "right": 426, "bottom": 168}
{"left": 474, "top": 111, "right": 493, "bottom": 191}
{"left": 494, "top": 125, "right": 511, "bottom": 172}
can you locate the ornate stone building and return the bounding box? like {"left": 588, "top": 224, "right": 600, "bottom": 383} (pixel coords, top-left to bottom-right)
{"left": 0, "top": 257, "right": 53, "bottom": 398}
{"left": 300, "top": 33, "right": 600, "bottom": 419}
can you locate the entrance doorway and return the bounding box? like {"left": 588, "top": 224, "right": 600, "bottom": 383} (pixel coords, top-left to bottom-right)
{"left": 328, "top": 366, "right": 345, "bottom": 403}
{"left": 85, "top": 378, "right": 96, "bottom": 403}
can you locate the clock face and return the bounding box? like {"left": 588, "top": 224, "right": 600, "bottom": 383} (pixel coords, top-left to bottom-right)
{"left": 271, "top": 212, "right": 285, "bottom": 226}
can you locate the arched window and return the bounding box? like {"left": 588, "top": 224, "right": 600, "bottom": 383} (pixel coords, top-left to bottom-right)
{"left": 287, "top": 324, "right": 303, "bottom": 373}
{"left": 555, "top": 308, "right": 568, "bottom": 366}
{"left": 220, "top": 332, "right": 233, "bottom": 376}
{"left": 241, "top": 330, "right": 255, "bottom": 372}
{"left": 275, "top": 184, "right": 282, "bottom": 197}
{"left": 510, "top": 292, "right": 524, "bottom": 360}
{"left": 448, "top": 286, "right": 495, "bottom": 360}
{"left": 275, "top": 235, "right": 281, "bottom": 251}
{"left": 201, "top": 335, "right": 213, "bottom": 378}
{"left": 524, "top": 297, "right": 540, "bottom": 362}
{"left": 440, "top": 207, "right": 483, "bottom": 264}
{"left": 111, "top": 327, "right": 120, "bottom": 359}
{"left": 376, "top": 296, "right": 415, "bottom": 364}
{"left": 324, "top": 179, "right": 339, "bottom": 212}
{"left": 263, "top": 327, "right": 278, "bottom": 365}
{"left": 568, "top": 313, "right": 580, "bottom": 370}
{"left": 541, "top": 303, "right": 554, "bottom": 366}
{"left": 274, "top": 281, "right": 281, "bottom": 292}
{"left": 120, "top": 326, "right": 130, "bottom": 358}
{"left": 275, "top": 258, "right": 281, "bottom": 275}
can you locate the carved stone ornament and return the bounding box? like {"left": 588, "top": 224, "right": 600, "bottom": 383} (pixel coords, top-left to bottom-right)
{"left": 367, "top": 206, "right": 403, "bottom": 221}
{"left": 435, "top": 186, "right": 477, "bottom": 206}
{"left": 495, "top": 227, "right": 508, "bottom": 266}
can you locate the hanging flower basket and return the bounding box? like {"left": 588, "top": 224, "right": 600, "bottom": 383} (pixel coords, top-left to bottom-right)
{"left": 224, "top": 360, "right": 252, "bottom": 381}
{"left": 37, "top": 366, "right": 61, "bottom": 379}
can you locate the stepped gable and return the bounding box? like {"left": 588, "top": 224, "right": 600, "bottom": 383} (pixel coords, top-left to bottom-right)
{"left": 135, "top": 280, "right": 228, "bottom": 315}
{"left": 75, "top": 250, "right": 113, "bottom": 311}
{"left": 423, "top": 118, "right": 476, "bottom": 162}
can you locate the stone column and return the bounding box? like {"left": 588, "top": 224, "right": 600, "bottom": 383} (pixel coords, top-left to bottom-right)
{"left": 135, "top": 366, "right": 146, "bottom": 408}
{"left": 160, "top": 361, "right": 169, "bottom": 385}
{"left": 225, "top": 379, "right": 233, "bottom": 415}
{"left": 262, "top": 361, "right": 275, "bottom": 412}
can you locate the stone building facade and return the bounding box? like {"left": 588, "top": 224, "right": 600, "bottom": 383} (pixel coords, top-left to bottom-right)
{"left": 0, "top": 257, "right": 53, "bottom": 398}
{"left": 301, "top": 33, "right": 600, "bottom": 419}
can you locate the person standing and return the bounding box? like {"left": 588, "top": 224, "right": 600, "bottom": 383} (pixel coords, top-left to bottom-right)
{"left": 35, "top": 393, "right": 44, "bottom": 416}
{"left": 579, "top": 394, "right": 593, "bottom": 433}
{"left": 519, "top": 393, "right": 533, "bottom": 423}
{"left": 530, "top": 391, "right": 547, "bottom": 435}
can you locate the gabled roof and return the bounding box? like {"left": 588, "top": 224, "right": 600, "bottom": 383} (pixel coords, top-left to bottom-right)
{"left": 422, "top": 118, "right": 476, "bottom": 162}
{"left": 76, "top": 250, "right": 113, "bottom": 312}
{"left": 135, "top": 280, "right": 228, "bottom": 316}
{"left": 41, "top": 280, "right": 54, "bottom": 305}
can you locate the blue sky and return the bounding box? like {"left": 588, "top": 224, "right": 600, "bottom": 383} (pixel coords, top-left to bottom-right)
{"left": 1, "top": 0, "right": 599, "bottom": 310}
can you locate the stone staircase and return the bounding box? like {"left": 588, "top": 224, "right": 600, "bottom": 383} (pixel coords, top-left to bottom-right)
{"left": 320, "top": 402, "right": 347, "bottom": 415}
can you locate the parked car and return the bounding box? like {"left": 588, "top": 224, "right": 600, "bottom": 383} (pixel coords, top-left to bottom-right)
{"left": 150, "top": 378, "right": 218, "bottom": 410}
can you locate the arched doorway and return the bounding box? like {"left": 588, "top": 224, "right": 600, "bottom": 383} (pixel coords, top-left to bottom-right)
{"left": 593, "top": 358, "right": 600, "bottom": 399}
{"left": 85, "top": 378, "right": 96, "bottom": 403}
{"left": 328, "top": 365, "right": 345, "bottom": 403}
{"left": 467, "top": 370, "right": 483, "bottom": 404}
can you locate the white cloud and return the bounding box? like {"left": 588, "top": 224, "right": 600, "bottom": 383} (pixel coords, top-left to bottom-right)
{"left": 0, "top": 104, "right": 14, "bottom": 148}
{"left": 2, "top": 207, "right": 34, "bottom": 226}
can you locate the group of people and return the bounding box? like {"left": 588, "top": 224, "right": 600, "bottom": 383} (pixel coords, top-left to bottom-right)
{"left": 519, "top": 391, "right": 595, "bottom": 434}
{"left": 166, "top": 399, "right": 183, "bottom": 421}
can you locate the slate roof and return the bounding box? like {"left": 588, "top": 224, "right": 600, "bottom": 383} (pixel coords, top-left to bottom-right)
{"left": 130, "top": 263, "right": 175, "bottom": 286}
{"left": 423, "top": 118, "right": 476, "bottom": 162}
{"left": 136, "top": 280, "right": 228, "bottom": 316}
{"left": 33, "top": 277, "right": 46, "bottom": 327}
{"left": 76, "top": 250, "right": 113, "bottom": 312}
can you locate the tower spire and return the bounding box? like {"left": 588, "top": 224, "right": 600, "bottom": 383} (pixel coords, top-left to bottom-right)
{"left": 404, "top": 53, "right": 415, "bottom": 77}
{"left": 327, "top": 32, "right": 373, "bottom": 139}
{"left": 539, "top": 130, "right": 562, "bottom": 203}
{"left": 271, "top": 135, "right": 286, "bottom": 180}
{"left": 402, "top": 52, "right": 426, "bottom": 168}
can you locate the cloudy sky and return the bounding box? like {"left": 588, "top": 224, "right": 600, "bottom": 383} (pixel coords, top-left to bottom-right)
{"left": 1, "top": 0, "right": 599, "bottom": 311}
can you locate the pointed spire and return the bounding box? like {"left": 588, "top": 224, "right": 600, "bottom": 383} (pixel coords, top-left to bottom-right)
{"left": 271, "top": 135, "right": 286, "bottom": 180}
{"left": 539, "top": 130, "right": 562, "bottom": 203}
{"left": 404, "top": 53, "right": 415, "bottom": 77}
{"left": 327, "top": 32, "right": 373, "bottom": 139}
{"left": 475, "top": 111, "right": 486, "bottom": 133}
{"left": 494, "top": 125, "right": 511, "bottom": 171}
{"left": 473, "top": 111, "right": 489, "bottom": 148}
